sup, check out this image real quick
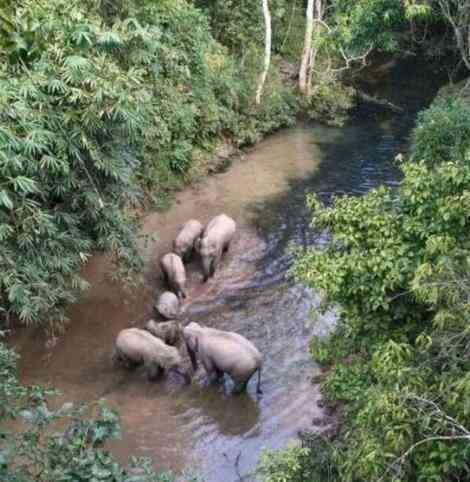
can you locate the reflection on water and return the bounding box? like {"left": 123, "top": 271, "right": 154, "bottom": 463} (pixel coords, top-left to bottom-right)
{"left": 12, "top": 59, "right": 443, "bottom": 481}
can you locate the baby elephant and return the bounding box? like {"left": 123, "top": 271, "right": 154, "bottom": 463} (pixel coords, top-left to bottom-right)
{"left": 160, "top": 253, "right": 186, "bottom": 299}
{"left": 173, "top": 219, "right": 203, "bottom": 263}
{"left": 145, "top": 319, "right": 181, "bottom": 346}
{"left": 155, "top": 291, "right": 180, "bottom": 320}
{"left": 113, "top": 328, "right": 190, "bottom": 383}
{"left": 197, "top": 214, "right": 236, "bottom": 281}
{"left": 182, "top": 322, "right": 262, "bottom": 394}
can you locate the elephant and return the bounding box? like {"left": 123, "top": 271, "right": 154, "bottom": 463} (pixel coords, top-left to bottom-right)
{"left": 196, "top": 214, "right": 236, "bottom": 281}
{"left": 160, "top": 253, "right": 186, "bottom": 299}
{"left": 145, "top": 319, "right": 181, "bottom": 346}
{"left": 173, "top": 219, "right": 203, "bottom": 263}
{"left": 113, "top": 328, "right": 190, "bottom": 383}
{"left": 155, "top": 291, "right": 180, "bottom": 320}
{"left": 182, "top": 322, "right": 262, "bottom": 394}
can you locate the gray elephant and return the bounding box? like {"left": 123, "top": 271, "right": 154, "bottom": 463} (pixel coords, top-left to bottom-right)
{"left": 173, "top": 219, "right": 203, "bottom": 263}
{"left": 197, "top": 214, "right": 236, "bottom": 281}
{"left": 155, "top": 291, "right": 180, "bottom": 319}
{"left": 182, "top": 322, "right": 262, "bottom": 394}
{"left": 113, "top": 328, "right": 190, "bottom": 383}
{"left": 145, "top": 319, "right": 181, "bottom": 346}
{"left": 160, "top": 253, "right": 186, "bottom": 299}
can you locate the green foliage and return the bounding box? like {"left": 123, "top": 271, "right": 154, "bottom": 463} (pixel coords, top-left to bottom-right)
{"left": 195, "top": 0, "right": 291, "bottom": 55}
{"left": 257, "top": 445, "right": 318, "bottom": 482}
{"left": 0, "top": 335, "right": 174, "bottom": 481}
{"left": 412, "top": 98, "right": 470, "bottom": 167}
{"left": 0, "top": 0, "right": 148, "bottom": 328}
{"left": 304, "top": 71, "right": 355, "bottom": 126}
{"left": 329, "top": 0, "right": 408, "bottom": 54}
{"left": 257, "top": 436, "right": 339, "bottom": 482}
{"left": 289, "top": 95, "right": 470, "bottom": 481}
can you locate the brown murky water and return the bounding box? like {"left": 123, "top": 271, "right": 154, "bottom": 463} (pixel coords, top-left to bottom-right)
{"left": 12, "top": 60, "right": 443, "bottom": 481}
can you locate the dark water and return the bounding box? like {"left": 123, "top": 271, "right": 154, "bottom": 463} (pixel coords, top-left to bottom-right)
{"left": 13, "top": 59, "right": 443, "bottom": 481}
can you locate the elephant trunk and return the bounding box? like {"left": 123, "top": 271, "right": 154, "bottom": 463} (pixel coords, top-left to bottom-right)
{"left": 202, "top": 256, "right": 211, "bottom": 282}
{"left": 202, "top": 257, "right": 215, "bottom": 282}
{"left": 186, "top": 342, "right": 198, "bottom": 372}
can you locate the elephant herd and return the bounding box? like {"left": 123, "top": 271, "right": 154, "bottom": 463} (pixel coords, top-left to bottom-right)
{"left": 113, "top": 214, "right": 263, "bottom": 394}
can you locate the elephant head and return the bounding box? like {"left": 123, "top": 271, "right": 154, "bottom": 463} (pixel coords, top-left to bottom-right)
{"left": 199, "top": 238, "right": 217, "bottom": 281}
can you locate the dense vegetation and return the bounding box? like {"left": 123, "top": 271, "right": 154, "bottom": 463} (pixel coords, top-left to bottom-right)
{"left": 261, "top": 44, "right": 470, "bottom": 482}
{"left": 285, "top": 95, "right": 470, "bottom": 481}
{"left": 0, "top": 0, "right": 297, "bottom": 331}
{"left": 2, "top": 0, "right": 470, "bottom": 480}
{"left": 258, "top": 2, "right": 470, "bottom": 482}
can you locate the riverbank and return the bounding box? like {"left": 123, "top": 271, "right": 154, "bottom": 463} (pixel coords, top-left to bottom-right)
{"left": 273, "top": 66, "right": 470, "bottom": 481}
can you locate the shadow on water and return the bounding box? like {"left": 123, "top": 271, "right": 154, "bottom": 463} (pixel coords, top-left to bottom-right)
{"left": 12, "top": 57, "right": 446, "bottom": 482}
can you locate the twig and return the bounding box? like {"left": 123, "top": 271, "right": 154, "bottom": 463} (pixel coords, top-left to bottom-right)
{"left": 356, "top": 90, "right": 404, "bottom": 112}
{"left": 234, "top": 450, "right": 243, "bottom": 481}
{"left": 379, "top": 393, "right": 470, "bottom": 481}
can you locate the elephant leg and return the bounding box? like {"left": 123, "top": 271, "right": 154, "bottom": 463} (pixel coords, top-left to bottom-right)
{"left": 126, "top": 359, "right": 140, "bottom": 370}
{"left": 233, "top": 369, "right": 256, "bottom": 394}
{"left": 201, "top": 356, "right": 218, "bottom": 384}
{"left": 183, "top": 250, "right": 192, "bottom": 264}
{"left": 147, "top": 363, "right": 164, "bottom": 381}
{"left": 232, "top": 379, "right": 248, "bottom": 394}
{"left": 118, "top": 354, "right": 139, "bottom": 370}
{"left": 210, "top": 258, "right": 217, "bottom": 277}
{"left": 210, "top": 367, "right": 224, "bottom": 385}
{"left": 223, "top": 241, "right": 231, "bottom": 254}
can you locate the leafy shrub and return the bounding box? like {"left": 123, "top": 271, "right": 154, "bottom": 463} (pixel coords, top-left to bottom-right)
{"left": 412, "top": 98, "right": 470, "bottom": 167}
{"left": 305, "top": 72, "right": 355, "bottom": 126}
{"left": 257, "top": 445, "right": 318, "bottom": 482}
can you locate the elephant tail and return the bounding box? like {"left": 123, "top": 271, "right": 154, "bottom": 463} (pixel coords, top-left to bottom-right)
{"left": 256, "top": 366, "right": 263, "bottom": 395}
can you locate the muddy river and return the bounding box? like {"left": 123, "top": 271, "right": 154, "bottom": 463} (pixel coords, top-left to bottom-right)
{"left": 13, "top": 60, "right": 443, "bottom": 481}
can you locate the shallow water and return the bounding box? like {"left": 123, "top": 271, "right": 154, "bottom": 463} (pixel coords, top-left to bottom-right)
{"left": 13, "top": 59, "right": 443, "bottom": 481}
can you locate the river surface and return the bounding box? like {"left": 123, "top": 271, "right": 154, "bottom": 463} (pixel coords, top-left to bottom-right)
{"left": 13, "top": 59, "right": 443, "bottom": 481}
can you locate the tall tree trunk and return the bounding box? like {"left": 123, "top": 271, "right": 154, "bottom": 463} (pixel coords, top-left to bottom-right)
{"left": 299, "top": 0, "right": 314, "bottom": 95}
{"left": 255, "top": 0, "right": 272, "bottom": 105}
{"left": 306, "top": 0, "right": 322, "bottom": 95}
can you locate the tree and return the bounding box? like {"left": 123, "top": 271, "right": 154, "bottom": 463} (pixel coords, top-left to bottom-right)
{"left": 299, "top": 0, "right": 324, "bottom": 96}
{"left": 438, "top": 0, "right": 470, "bottom": 71}
{"left": 255, "top": 0, "right": 272, "bottom": 104}
{"left": 299, "top": 0, "right": 314, "bottom": 95}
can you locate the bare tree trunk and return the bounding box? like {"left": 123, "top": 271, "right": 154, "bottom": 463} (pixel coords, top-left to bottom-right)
{"left": 299, "top": 0, "right": 314, "bottom": 95}
{"left": 255, "top": 0, "right": 272, "bottom": 105}
{"left": 306, "top": 0, "right": 323, "bottom": 95}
